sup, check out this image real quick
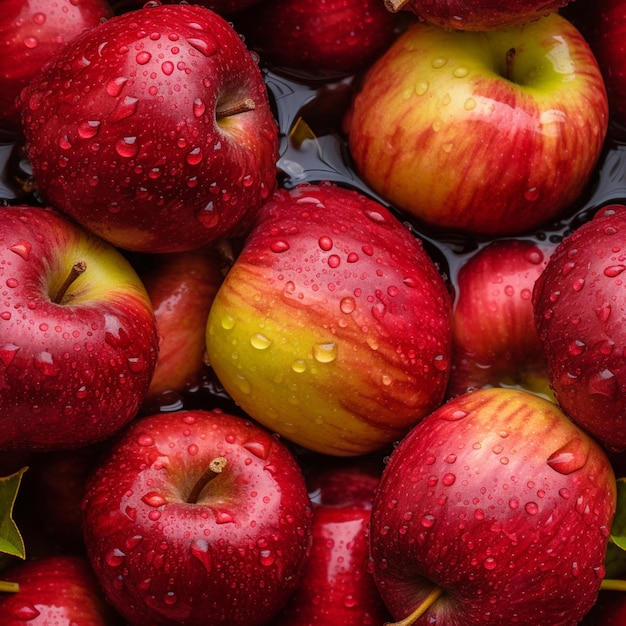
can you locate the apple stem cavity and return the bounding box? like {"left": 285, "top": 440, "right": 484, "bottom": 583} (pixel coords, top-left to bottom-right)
{"left": 0, "top": 580, "right": 20, "bottom": 593}
{"left": 216, "top": 98, "right": 256, "bottom": 121}
{"left": 52, "top": 260, "right": 87, "bottom": 304}
{"left": 187, "top": 456, "right": 228, "bottom": 504}
{"left": 505, "top": 48, "right": 517, "bottom": 82}
{"left": 600, "top": 578, "right": 626, "bottom": 592}
{"left": 385, "top": 586, "right": 445, "bottom": 626}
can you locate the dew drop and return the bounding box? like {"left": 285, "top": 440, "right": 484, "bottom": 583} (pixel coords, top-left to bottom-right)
{"left": 442, "top": 473, "right": 456, "bottom": 486}
{"left": 193, "top": 98, "right": 206, "bottom": 118}
{"left": 161, "top": 60, "right": 174, "bottom": 75}
{"left": 483, "top": 557, "right": 497, "bottom": 570}
{"left": 115, "top": 136, "right": 138, "bottom": 158}
{"left": 250, "top": 333, "right": 272, "bottom": 350}
{"left": 270, "top": 240, "right": 290, "bottom": 253}
{"left": 525, "top": 501, "right": 539, "bottom": 515}
{"left": 105, "top": 548, "right": 126, "bottom": 567}
{"left": 216, "top": 511, "right": 234, "bottom": 524}
{"left": 421, "top": 514, "right": 436, "bottom": 528}
{"left": 187, "top": 37, "right": 218, "bottom": 56}
{"left": 190, "top": 539, "right": 212, "bottom": 571}
{"left": 221, "top": 315, "right": 236, "bottom": 330}
{"left": 9, "top": 240, "right": 31, "bottom": 260}
{"left": 259, "top": 549, "right": 275, "bottom": 566}
{"left": 291, "top": 359, "right": 307, "bottom": 373}
{"left": 106, "top": 77, "right": 127, "bottom": 97}
{"left": 340, "top": 297, "right": 356, "bottom": 314}
{"left": 312, "top": 342, "right": 337, "bottom": 363}
{"left": 110, "top": 95, "right": 139, "bottom": 122}
{"left": 8, "top": 601, "right": 40, "bottom": 620}
{"left": 142, "top": 492, "right": 167, "bottom": 507}
{"left": 453, "top": 66, "right": 469, "bottom": 78}
{"left": 0, "top": 343, "right": 20, "bottom": 366}
{"left": 547, "top": 436, "right": 590, "bottom": 474}
{"left": 328, "top": 254, "right": 341, "bottom": 268}
{"left": 136, "top": 50, "right": 152, "bottom": 65}
{"left": 415, "top": 80, "right": 429, "bottom": 95}
{"left": 34, "top": 352, "right": 59, "bottom": 376}
{"left": 318, "top": 236, "right": 333, "bottom": 251}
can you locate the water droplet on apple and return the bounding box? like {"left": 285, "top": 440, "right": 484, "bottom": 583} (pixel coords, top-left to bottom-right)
{"left": 270, "top": 240, "right": 290, "bottom": 253}
{"left": 243, "top": 439, "right": 270, "bottom": 459}
{"left": 524, "top": 187, "right": 540, "bottom": 202}
{"left": 216, "top": 511, "right": 234, "bottom": 524}
{"left": 259, "top": 549, "right": 275, "bottom": 566}
{"left": 327, "top": 254, "right": 341, "bottom": 268}
{"left": 483, "top": 557, "right": 497, "bottom": 570}
{"left": 431, "top": 56, "right": 447, "bottom": 69}
{"left": 190, "top": 539, "right": 212, "bottom": 571}
{"left": 110, "top": 95, "right": 139, "bottom": 122}
{"left": 163, "top": 591, "right": 178, "bottom": 605}
{"left": 587, "top": 368, "right": 617, "bottom": 399}
{"left": 318, "top": 235, "right": 333, "bottom": 251}
{"left": 127, "top": 356, "right": 146, "bottom": 372}
{"left": 234, "top": 374, "right": 251, "bottom": 394}
{"left": 421, "top": 514, "right": 436, "bottom": 528}
{"left": 142, "top": 492, "right": 167, "bottom": 507}
{"left": 193, "top": 98, "right": 206, "bottom": 118}
{"left": 547, "top": 436, "right": 590, "bottom": 475}
{"left": 250, "top": 333, "right": 272, "bottom": 350}
{"left": 106, "top": 77, "right": 127, "bottom": 97}
{"left": 453, "top": 66, "right": 469, "bottom": 78}
{"left": 464, "top": 97, "right": 477, "bottom": 111}
{"left": 312, "top": 342, "right": 337, "bottom": 363}
{"left": 34, "top": 352, "right": 59, "bottom": 376}
{"left": 441, "top": 473, "right": 456, "bottom": 486}
{"left": 0, "top": 343, "right": 20, "bottom": 366}
{"left": 186, "top": 37, "right": 218, "bottom": 57}
{"left": 291, "top": 359, "right": 306, "bottom": 373}
{"left": 415, "top": 80, "right": 429, "bottom": 96}
{"left": 340, "top": 297, "right": 356, "bottom": 314}
{"left": 7, "top": 601, "right": 40, "bottom": 620}
{"left": 135, "top": 51, "right": 152, "bottom": 65}
{"left": 9, "top": 240, "right": 32, "bottom": 260}
{"left": 105, "top": 548, "right": 126, "bottom": 567}
{"left": 115, "top": 136, "right": 138, "bottom": 158}
{"left": 525, "top": 501, "right": 539, "bottom": 515}
{"left": 137, "top": 434, "right": 154, "bottom": 447}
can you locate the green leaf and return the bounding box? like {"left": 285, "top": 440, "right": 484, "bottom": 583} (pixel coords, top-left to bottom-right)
{"left": 0, "top": 467, "right": 27, "bottom": 560}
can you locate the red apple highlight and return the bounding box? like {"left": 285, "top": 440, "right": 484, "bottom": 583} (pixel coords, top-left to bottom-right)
{"left": 370, "top": 387, "right": 616, "bottom": 625}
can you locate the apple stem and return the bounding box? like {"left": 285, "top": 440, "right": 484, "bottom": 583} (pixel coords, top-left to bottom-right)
{"left": 384, "top": 586, "right": 445, "bottom": 626}
{"left": 600, "top": 578, "right": 626, "bottom": 592}
{"left": 0, "top": 580, "right": 20, "bottom": 593}
{"left": 383, "top": 0, "right": 410, "bottom": 12}
{"left": 216, "top": 98, "right": 256, "bottom": 120}
{"left": 52, "top": 261, "right": 87, "bottom": 304}
{"left": 505, "top": 48, "right": 516, "bottom": 82}
{"left": 187, "top": 456, "right": 228, "bottom": 504}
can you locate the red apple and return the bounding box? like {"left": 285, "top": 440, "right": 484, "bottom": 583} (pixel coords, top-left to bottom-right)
{"left": 0, "top": 205, "right": 158, "bottom": 451}
{"left": 205, "top": 182, "right": 453, "bottom": 456}
{"left": 344, "top": 13, "right": 608, "bottom": 237}
{"left": 0, "top": 555, "right": 124, "bottom": 625}
{"left": 369, "top": 387, "right": 616, "bottom": 625}
{"left": 0, "top": 0, "right": 113, "bottom": 137}
{"left": 238, "top": 0, "right": 400, "bottom": 79}
{"left": 273, "top": 458, "right": 392, "bottom": 625}
{"left": 533, "top": 204, "right": 626, "bottom": 452}
{"left": 448, "top": 238, "right": 552, "bottom": 398}
{"left": 81, "top": 409, "right": 313, "bottom": 626}
{"left": 139, "top": 246, "right": 225, "bottom": 405}
{"left": 18, "top": 3, "right": 279, "bottom": 253}
{"left": 579, "top": 589, "right": 626, "bottom": 625}
{"left": 384, "top": 0, "right": 572, "bottom": 30}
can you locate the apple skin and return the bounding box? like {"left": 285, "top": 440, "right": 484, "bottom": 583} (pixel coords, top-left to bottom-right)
{"left": 0, "top": 555, "right": 124, "bottom": 625}
{"left": 238, "top": 0, "right": 400, "bottom": 79}
{"left": 205, "top": 182, "right": 453, "bottom": 456}
{"left": 18, "top": 3, "right": 279, "bottom": 253}
{"left": 344, "top": 13, "right": 608, "bottom": 237}
{"left": 0, "top": 205, "right": 158, "bottom": 451}
{"left": 369, "top": 387, "right": 616, "bottom": 625}
{"left": 448, "top": 239, "right": 552, "bottom": 398}
{"left": 81, "top": 409, "right": 313, "bottom": 626}
{"left": 139, "top": 246, "right": 225, "bottom": 404}
{"left": 579, "top": 589, "right": 626, "bottom": 625}
{"left": 273, "top": 459, "right": 392, "bottom": 625}
{"left": 0, "top": 0, "right": 113, "bottom": 137}
{"left": 533, "top": 204, "right": 626, "bottom": 452}
{"left": 389, "top": 0, "right": 572, "bottom": 30}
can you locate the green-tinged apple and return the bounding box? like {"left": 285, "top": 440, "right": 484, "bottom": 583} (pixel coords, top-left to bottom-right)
{"left": 448, "top": 238, "right": 552, "bottom": 399}
{"left": 273, "top": 458, "right": 392, "bottom": 625}
{"left": 0, "top": 205, "right": 158, "bottom": 451}
{"left": 18, "top": 3, "right": 279, "bottom": 253}
{"left": 385, "top": 0, "right": 572, "bottom": 30}
{"left": 533, "top": 204, "right": 626, "bottom": 451}
{"left": 139, "top": 246, "right": 225, "bottom": 407}
{"left": 370, "top": 387, "right": 616, "bottom": 625}
{"left": 344, "top": 12, "right": 608, "bottom": 237}
{"left": 81, "top": 409, "right": 313, "bottom": 626}
{"left": 0, "top": 555, "right": 124, "bottom": 625}
{"left": 205, "top": 182, "right": 453, "bottom": 456}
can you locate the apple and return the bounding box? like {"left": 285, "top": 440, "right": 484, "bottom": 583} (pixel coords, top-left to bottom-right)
{"left": 273, "top": 457, "right": 393, "bottom": 625}
{"left": 18, "top": 2, "right": 279, "bottom": 253}
{"left": 579, "top": 589, "right": 626, "bottom": 625}
{"left": 81, "top": 408, "right": 314, "bottom": 626}
{"left": 344, "top": 12, "right": 608, "bottom": 237}
{"left": 237, "top": 0, "right": 400, "bottom": 79}
{"left": 533, "top": 203, "right": 626, "bottom": 452}
{"left": 447, "top": 238, "right": 552, "bottom": 399}
{"left": 369, "top": 386, "right": 616, "bottom": 625}
{"left": 384, "top": 0, "right": 572, "bottom": 30}
{"left": 138, "top": 245, "right": 225, "bottom": 406}
{"left": 205, "top": 182, "right": 453, "bottom": 456}
{"left": 0, "top": 554, "right": 124, "bottom": 625}
{"left": 0, "top": 205, "right": 159, "bottom": 451}
{"left": 0, "top": 0, "right": 113, "bottom": 137}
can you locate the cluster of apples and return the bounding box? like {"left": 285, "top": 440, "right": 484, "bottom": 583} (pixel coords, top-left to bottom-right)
{"left": 1, "top": 0, "right": 626, "bottom": 624}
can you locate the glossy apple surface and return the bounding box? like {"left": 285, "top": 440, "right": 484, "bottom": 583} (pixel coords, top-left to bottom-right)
{"left": 0, "top": 555, "right": 123, "bottom": 625}
{"left": 18, "top": 3, "right": 279, "bottom": 253}
{"left": 370, "top": 387, "right": 616, "bottom": 625}
{"left": 0, "top": 0, "right": 112, "bottom": 136}
{"left": 0, "top": 205, "right": 158, "bottom": 451}
{"left": 205, "top": 182, "right": 453, "bottom": 456}
{"left": 82, "top": 409, "right": 313, "bottom": 626}
{"left": 388, "top": 0, "right": 572, "bottom": 30}
{"left": 344, "top": 13, "right": 608, "bottom": 237}
{"left": 533, "top": 204, "right": 626, "bottom": 451}
{"left": 448, "top": 239, "right": 552, "bottom": 398}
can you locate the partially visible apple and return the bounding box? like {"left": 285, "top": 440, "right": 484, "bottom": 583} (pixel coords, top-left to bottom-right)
{"left": 81, "top": 409, "right": 313, "bottom": 626}
{"left": 205, "top": 182, "right": 453, "bottom": 456}
{"left": 369, "top": 387, "right": 616, "bottom": 625}
{"left": 0, "top": 205, "right": 159, "bottom": 451}
{"left": 385, "top": 0, "right": 572, "bottom": 30}
{"left": 579, "top": 589, "right": 626, "bottom": 625}
{"left": 344, "top": 13, "right": 608, "bottom": 237}
{"left": 448, "top": 238, "right": 552, "bottom": 398}
{"left": 18, "top": 3, "right": 279, "bottom": 253}
{"left": 0, "top": 0, "right": 112, "bottom": 136}
{"left": 238, "top": 0, "right": 400, "bottom": 79}
{"left": 0, "top": 555, "right": 124, "bottom": 625}
{"left": 273, "top": 458, "right": 392, "bottom": 625}
{"left": 533, "top": 204, "right": 626, "bottom": 451}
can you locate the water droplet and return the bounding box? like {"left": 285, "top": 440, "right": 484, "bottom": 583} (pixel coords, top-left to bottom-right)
{"left": 421, "top": 514, "right": 436, "bottom": 528}
{"left": 105, "top": 548, "right": 126, "bottom": 567}
{"left": 250, "top": 333, "right": 272, "bottom": 350}
{"left": 216, "top": 511, "right": 234, "bottom": 524}
{"left": 243, "top": 439, "right": 270, "bottom": 459}
{"left": 453, "top": 66, "right": 469, "bottom": 78}
{"left": 525, "top": 501, "right": 539, "bottom": 515}
{"left": 34, "top": 352, "right": 59, "bottom": 376}
{"left": 340, "top": 297, "right": 356, "bottom": 314}
{"left": 221, "top": 315, "right": 236, "bottom": 330}
{"left": 0, "top": 343, "right": 20, "bottom": 366}
{"left": 110, "top": 95, "right": 139, "bottom": 122}
{"left": 193, "top": 98, "right": 206, "bottom": 118}
{"left": 190, "top": 539, "right": 212, "bottom": 571}
{"left": 8, "top": 601, "right": 40, "bottom": 620}
{"left": 23, "top": 36, "right": 38, "bottom": 49}
{"left": 415, "top": 80, "right": 429, "bottom": 95}
{"left": 137, "top": 434, "right": 154, "bottom": 446}
{"left": 431, "top": 56, "right": 447, "bottom": 68}
{"left": 483, "top": 557, "right": 497, "bottom": 570}
{"left": 291, "top": 359, "right": 307, "bottom": 373}
{"left": 136, "top": 50, "right": 152, "bottom": 65}
{"left": 128, "top": 356, "right": 146, "bottom": 372}
{"left": 464, "top": 97, "right": 477, "bottom": 111}
{"left": 442, "top": 473, "right": 456, "bottom": 486}
{"left": 106, "top": 77, "right": 128, "bottom": 97}
{"left": 197, "top": 201, "right": 219, "bottom": 229}
{"left": 588, "top": 368, "right": 617, "bottom": 398}
{"left": 604, "top": 264, "right": 626, "bottom": 277}
{"left": 547, "top": 436, "right": 590, "bottom": 474}
{"left": 312, "top": 342, "right": 337, "bottom": 363}
{"left": 270, "top": 240, "right": 290, "bottom": 253}
{"left": 9, "top": 240, "right": 31, "bottom": 260}
{"left": 186, "top": 37, "right": 218, "bottom": 56}
{"left": 328, "top": 254, "right": 341, "bottom": 268}
{"left": 115, "top": 136, "right": 138, "bottom": 158}
{"left": 163, "top": 591, "right": 177, "bottom": 606}
{"left": 259, "top": 549, "right": 275, "bottom": 566}
{"left": 142, "top": 492, "right": 167, "bottom": 507}
{"left": 524, "top": 187, "right": 540, "bottom": 202}
{"left": 318, "top": 236, "right": 333, "bottom": 251}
